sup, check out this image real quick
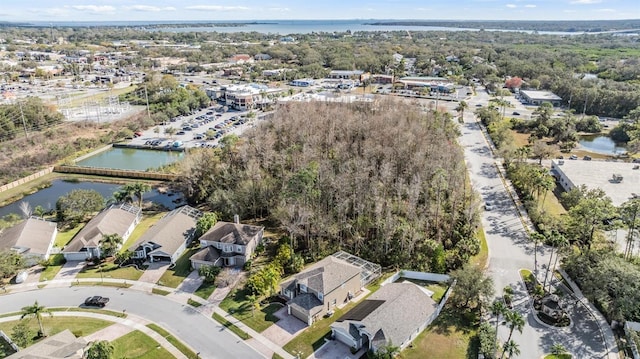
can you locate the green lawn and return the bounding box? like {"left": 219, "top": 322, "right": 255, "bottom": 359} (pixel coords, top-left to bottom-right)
{"left": 220, "top": 288, "right": 281, "bottom": 332}
{"left": 544, "top": 355, "right": 572, "bottom": 359}
{"left": 152, "top": 287, "right": 171, "bottom": 296}
{"left": 157, "top": 248, "right": 199, "bottom": 288}
{"left": 146, "top": 324, "right": 199, "bottom": 359}
{"left": 71, "top": 281, "right": 132, "bottom": 288}
{"left": 470, "top": 228, "right": 489, "bottom": 269}
{"left": 426, "top": 284, "right": 448, "bottom": 303}
{"left": 399, "top": 306, "right": 479, "bottom": 359}
{"left": 111, "top": 330, "right": 175, "bottom": 359}
{"left": 187, "top": 298, "right": 202, "bottom": 307}
{"left": 194, "top": 281, "right": 216, "bottom": 300}
{"left": 48, "top": 307, "right": 127, "bottom": 318}
{"left": 121, "top": 212, "right": 166, "bottom": 251}
{"left": 0, "top": 316, "right": 112, "bottom": 339}
{"left": 75, "top": 262, "right": 143, "bottom": 281}
{"left": 39, "top": 254, "right": 66, "bottom": 282}
{"left": 55, "top": 224, "right": 84, "bottom": 248}
{"left": 212, "top": 313, "right": 251, "bottom": 340}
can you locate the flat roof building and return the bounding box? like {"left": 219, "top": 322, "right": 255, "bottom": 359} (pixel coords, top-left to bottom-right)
{"left": 520, "top": 90, "right": 562, "bottom": 106}
{"left": 551, "top": 159, "right": 640, "bottom": 206}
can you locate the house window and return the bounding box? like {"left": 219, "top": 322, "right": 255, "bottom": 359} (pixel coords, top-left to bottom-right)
{"left": 236, "top": 245, "right": 242, "bottom": 253}
{"left": 300, "top": 284, "right": 307, "bottom": 293}
{"left": 224, "top": 245, "right": 232, "bottom": 252}
{"left": 317, "top": 293, "right": 323, "bottom": 301}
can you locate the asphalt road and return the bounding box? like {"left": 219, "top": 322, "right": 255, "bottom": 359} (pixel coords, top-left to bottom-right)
{"left": 450, "top": 88, "right": 608, "bottom": 358}
{"left": 0, "top": 286, "right": 263, "bottom": 359}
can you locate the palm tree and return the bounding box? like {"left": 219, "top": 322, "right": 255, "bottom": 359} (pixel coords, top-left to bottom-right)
{"left": 21, "top": 301, "right": 51, "bottom": 337}
{"left": 547, "top": 232, "right": 569, "bottom": 292}
{"left": 502, "top": 310, "right": 524, "bottom": 357}
{"left": 542, "top": 230, "right": 565, "bottom": 291}
{"left": 100, "top": 233, "right": 123, "bottom": 258}
{"left": 491, "top": 299, "right": 508, "bottom": 354}
{"left": 550, "top": 343, "right": 567, "bottom": 355}
{"left": 455, "top": 100, "right": 469, "bottom": 122}
{"left": 530, "top": 232, "right": 545, "bottom": 277}
{"left": 86, "top": 340, "right": 114, "bottom": 359}
{"left": 502, "top": 340, "right": 521, "bottom": 358}
{"left": 131, "top": 182, "right": 151, "bottom": 208}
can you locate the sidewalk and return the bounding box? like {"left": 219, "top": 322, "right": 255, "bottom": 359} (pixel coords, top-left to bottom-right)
{"left": 0, "top": 311, "right": 188, "bottom": 359}
{"left": 8, "top": 276, "right": 293, "bottom": 359}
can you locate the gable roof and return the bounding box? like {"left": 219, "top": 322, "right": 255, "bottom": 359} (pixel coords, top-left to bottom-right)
{"left": 199, "top": 221, "right": 263, "bottom": 246}
{"left": 288, "top": 255, "right": 361, "bottom": 295}
{"left": 63, "top": 203, "right": 140, "bottom": 253}
{"left": 6, "top": 329, "right": 87, "bottom": 359}
{"left": 334, "top": 282, "right": 437, "bottom": 349}
{"left": 130, "top": 205, "right": 201, "bottom": 257}
{"left": 0, "top": 217, "right": 57, "bottom": 256}
{"left": 189, "top": 245, "right": 220, "bottom": 263}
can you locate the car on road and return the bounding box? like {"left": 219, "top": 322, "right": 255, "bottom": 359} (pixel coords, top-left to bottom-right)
{"left": 84, "top": 296, "right": 109, "bottom": 307}
{"left": 176, "top": 131, "right": 186, "bottom": 135}
{"left": 569, "top": 155, "right": 578, "bottom": 160}
{"left": 512, "top": 111, "right": 520, "bottom": 116}
{"left": 484, "top": 202, "right": 495, "bottom": 211}
{"left": 583, "top": 155, "right": 592, "bottom": 161}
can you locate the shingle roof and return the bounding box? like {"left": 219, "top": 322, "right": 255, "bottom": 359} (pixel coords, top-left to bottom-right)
{"left": 0, "top": 217, "right": 56, "bottom": 257}
{"left": 336, "top": 282, "right": 437, "bottom": 349}
{"left": 288, "top": 293, "right": 323, "bottom": 313}
{"left": 199, "top": 221, "right": 263, "bottom": 245}
{"left": 63, "top": 203, "right": 140, "bottom": 253}
{"left": 6, "top": 329, "right": 87, "bottom": 358}
{"left": 130, "top": 205, "right": 201, "bottom": 257}
{"left": 293, "top": 256, "right": 361, "bottom": 294}
{"left": 189, "top": 246, "right": 220, "bottom": 263}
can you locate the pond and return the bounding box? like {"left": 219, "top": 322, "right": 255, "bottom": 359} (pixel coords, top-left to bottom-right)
{"left": 0, "top": 179, "right": 185, "bottom": 218}
{"left": 75, "top": 148, "right": 184, "bottom": 171}
{"left": 578, "top": 135, "right": 627, "bottom": 155}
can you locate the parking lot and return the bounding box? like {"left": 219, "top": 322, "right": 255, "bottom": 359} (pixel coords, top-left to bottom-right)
{"left": 128, "top": 105, "right": 262, "bottom": 149}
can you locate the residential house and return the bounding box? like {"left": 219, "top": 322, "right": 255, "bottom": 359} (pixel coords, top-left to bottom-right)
{"left": 331, "top": 282, "right": 437, "bottom": 352}
{"left": 280, "top": 252, "right": 379, "bottom": 325}
{"left": 0, "top": 217, "right": 57, "bottom": 266}
{"left": 520, "top": 90, "right": 562, "bottom": 106}
{"left": 62, "top": 203, "right": 141, "bottom": 261}
{"left": 130, "top": 205, "right": 201, "bottom": 264}
{"left": 290, "top": 79, "right": 315, "bottom": 87}
{"left": 190, "top": 218, "right": 264, "bottom": 269}
{"left": 229, "top": 54, "right": 254, "bottom": 65}
{"left": 7, "top": 329, "right": 87, "bottom": 359}
{"left": 254, "top": 53, "right": 272, "bottom": 61}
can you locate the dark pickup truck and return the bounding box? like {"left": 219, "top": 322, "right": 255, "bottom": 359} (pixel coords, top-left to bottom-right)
{"left": 84, "top": 296, "right": 109, "bottom": 307}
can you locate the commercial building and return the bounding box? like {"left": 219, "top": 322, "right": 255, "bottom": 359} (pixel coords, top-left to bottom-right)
{"left": 520, "top": 90, "right": 562, "bottom": 106}
{"left": 551, "top": 159, "right": 640, "bottom": 206}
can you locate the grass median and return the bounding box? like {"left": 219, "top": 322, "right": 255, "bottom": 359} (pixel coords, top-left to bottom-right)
{"left": 212, "top": 312, "right": 251, "bottom": 340}
{"left": 146, "top": 323, "right": 199, "bottom": 359}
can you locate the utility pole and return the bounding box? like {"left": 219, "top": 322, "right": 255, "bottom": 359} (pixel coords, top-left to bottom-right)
{"left": 144, "top": 85, "right": 151, "bottom": 121}
{"left": 18, "top": 101, "right": 28, "bottom": 139}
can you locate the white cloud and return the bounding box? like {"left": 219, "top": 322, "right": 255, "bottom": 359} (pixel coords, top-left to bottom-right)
{"left": 124, "top": 5, "right": 176, "bottom": 12}
{"left": 596, "top": 8, "right": 616, "bottom": 12}
{"left": 68, "top": 5, "right": 117, "bottom": 14}
{"left": 506, "top": 4, "right": 517, "bottom": 8}
{"left": 184, "top": 5, "right": 250, "bottom": 11}
{"left": 570, "top": 0, "right": 602, "bottom": 4}
{"left": 524, "top": 4, "right": 537, "bottom": 8}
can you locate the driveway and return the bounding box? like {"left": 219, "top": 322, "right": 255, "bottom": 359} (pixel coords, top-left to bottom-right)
{"left": 175, "top": 270, "right": 203, "bottom": 294}
{"left": 52, "top": 261, "right": 85, "bottom": 280}
{"left": 307, "top": 340, "right": 365, "bottom": 359}
{"left": 137, "top": 261, "right": 169, "bottom": 284}
{"left": 261, "top": 306, "right": 306, "bottom": 346}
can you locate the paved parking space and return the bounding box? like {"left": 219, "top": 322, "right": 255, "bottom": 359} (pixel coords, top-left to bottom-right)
{"left": 137, "top": 262, "right": 169, "bottom": 284}
{"left": 260, "top": 306, "right": 306, "bottom": 346}
{"left": 308, "top": 340, "right": 364, "bottom": 359}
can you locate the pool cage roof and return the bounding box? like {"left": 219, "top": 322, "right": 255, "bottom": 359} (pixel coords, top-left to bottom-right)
{"left": 331, "top": 251, "right": 382, "bottom": 287}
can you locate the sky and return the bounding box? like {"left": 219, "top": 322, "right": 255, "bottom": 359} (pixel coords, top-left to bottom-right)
{"left": 0, "top": 0, "right": 638, "bottom": 22}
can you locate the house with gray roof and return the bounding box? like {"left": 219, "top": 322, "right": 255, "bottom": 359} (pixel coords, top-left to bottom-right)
{"left": 280, "top": 253, "right": 372, "bottom": 326}
{"left": 6, "top": 329, "right": 87, "bottom": 359}
{"left": 62, "top": 203, "right": 141, "bottom": 261}
{"left": 130, "top": 205, "right": 201, "bottom": 264}
{"left": 190, "top": 219, "right": 263, "bottom": 269}
{"left": 330, "top": 282, "right": 437, "bottom": 353}
{"left": 0, "top": 217, "right": 57, "bottom": 266}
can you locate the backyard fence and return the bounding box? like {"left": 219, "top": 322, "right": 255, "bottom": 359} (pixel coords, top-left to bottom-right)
{"left": 625, "top": 321, "right": 640, "bottom": 359}
{"left": 0, "top": 167, "right": 54, "bottom": 194}
{"left": 54, "top": 165, "right": 179, "bottom": 181}
{"left": 0, "top": 330, "right": 19, "bottom": 353}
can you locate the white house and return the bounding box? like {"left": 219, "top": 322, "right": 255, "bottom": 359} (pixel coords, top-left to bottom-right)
{"left": 0, "top": 217, "right": 57, "bottom": 266}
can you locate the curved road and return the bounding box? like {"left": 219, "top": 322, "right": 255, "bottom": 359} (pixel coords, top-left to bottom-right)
{"left": 450, "top": 89, "right": 609, "bottom": 358}
{"left": 0, "top": 286, "right": 263, "bottom": 359}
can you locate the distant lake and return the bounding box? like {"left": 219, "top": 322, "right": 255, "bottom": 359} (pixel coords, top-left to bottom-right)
{"left": 0, "top": 179, "right": 184, "bottom": 218}
{"left": 579, "top": 135, "right": 627, "bottom": 155}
